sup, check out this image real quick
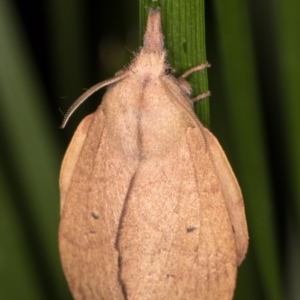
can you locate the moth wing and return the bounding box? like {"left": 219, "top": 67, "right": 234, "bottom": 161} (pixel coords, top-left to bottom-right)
{"left": 203, "top": 128, "right": 249, "bottom": 264}
{"left": 59, "top": 109, "right": 128, "bottom": 300}
{"left": 163, "top": 75, "right": 248, "bottom": 263}
{"left": 117, "top": 126, "right": 237, "bottom": 300}
{"left": 59, "top": 114, "right": 93, "bottom": 212}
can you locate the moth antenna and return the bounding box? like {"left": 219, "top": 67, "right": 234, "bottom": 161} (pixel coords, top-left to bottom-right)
{"left": 179, "top": 62, "right": 211, "bottom": 79}
{"left": 60, "top": 73, "right": 128, "bottom": 128}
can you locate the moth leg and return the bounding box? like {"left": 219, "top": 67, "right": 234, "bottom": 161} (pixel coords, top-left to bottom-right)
{"left": 178, "top": 62, "right": 211, "bottom": 104}
{"left": 180, "top": 61, "right": 211, "bottom": 79}
{"left": 191, "top": 90, "right": 211, "bottom": 103}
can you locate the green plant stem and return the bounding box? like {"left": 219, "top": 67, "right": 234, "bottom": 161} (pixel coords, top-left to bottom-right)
{"left": 140, "top": 0, "right": 209, "bottom": 127}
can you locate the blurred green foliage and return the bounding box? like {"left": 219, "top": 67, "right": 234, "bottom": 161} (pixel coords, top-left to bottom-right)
{"left": 0, "top": 0, "right": 299, "bottom": 299}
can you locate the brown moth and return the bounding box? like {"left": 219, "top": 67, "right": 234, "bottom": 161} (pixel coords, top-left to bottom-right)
{"left": 59, "top": 8, "right": 248, "bottom": 300}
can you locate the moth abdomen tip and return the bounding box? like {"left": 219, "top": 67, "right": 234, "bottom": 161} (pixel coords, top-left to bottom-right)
{"left": 143, "top": 8, "right": 164, "bottom": 51}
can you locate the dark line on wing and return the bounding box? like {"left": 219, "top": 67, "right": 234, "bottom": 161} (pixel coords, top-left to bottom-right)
{"left": 115, "top": 170, "right": 138, "bottom": 300}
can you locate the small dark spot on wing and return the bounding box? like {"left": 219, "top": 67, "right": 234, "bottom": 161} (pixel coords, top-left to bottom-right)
{"left": 91, "top": 212, "right": 99, "bottom": 219}
{"left": 186, "top": 226, "right": 196, "bottom": 233}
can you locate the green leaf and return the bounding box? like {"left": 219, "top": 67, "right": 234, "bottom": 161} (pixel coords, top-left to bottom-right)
{"left": 212, "top": 0, "right": 284, "bottom": 299}
{"left": 0, "top": 0, "right": 71, "bottom": 298}
{"left": 275, "top": 1, "right": 300, "bottom": 298}
{"left": 0, "top": 164, "right": 45, "bottom": 299}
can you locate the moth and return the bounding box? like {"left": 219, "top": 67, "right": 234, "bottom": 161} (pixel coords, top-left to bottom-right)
{"left": 59, "top": 8, "right": 248, "bottom": 300}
